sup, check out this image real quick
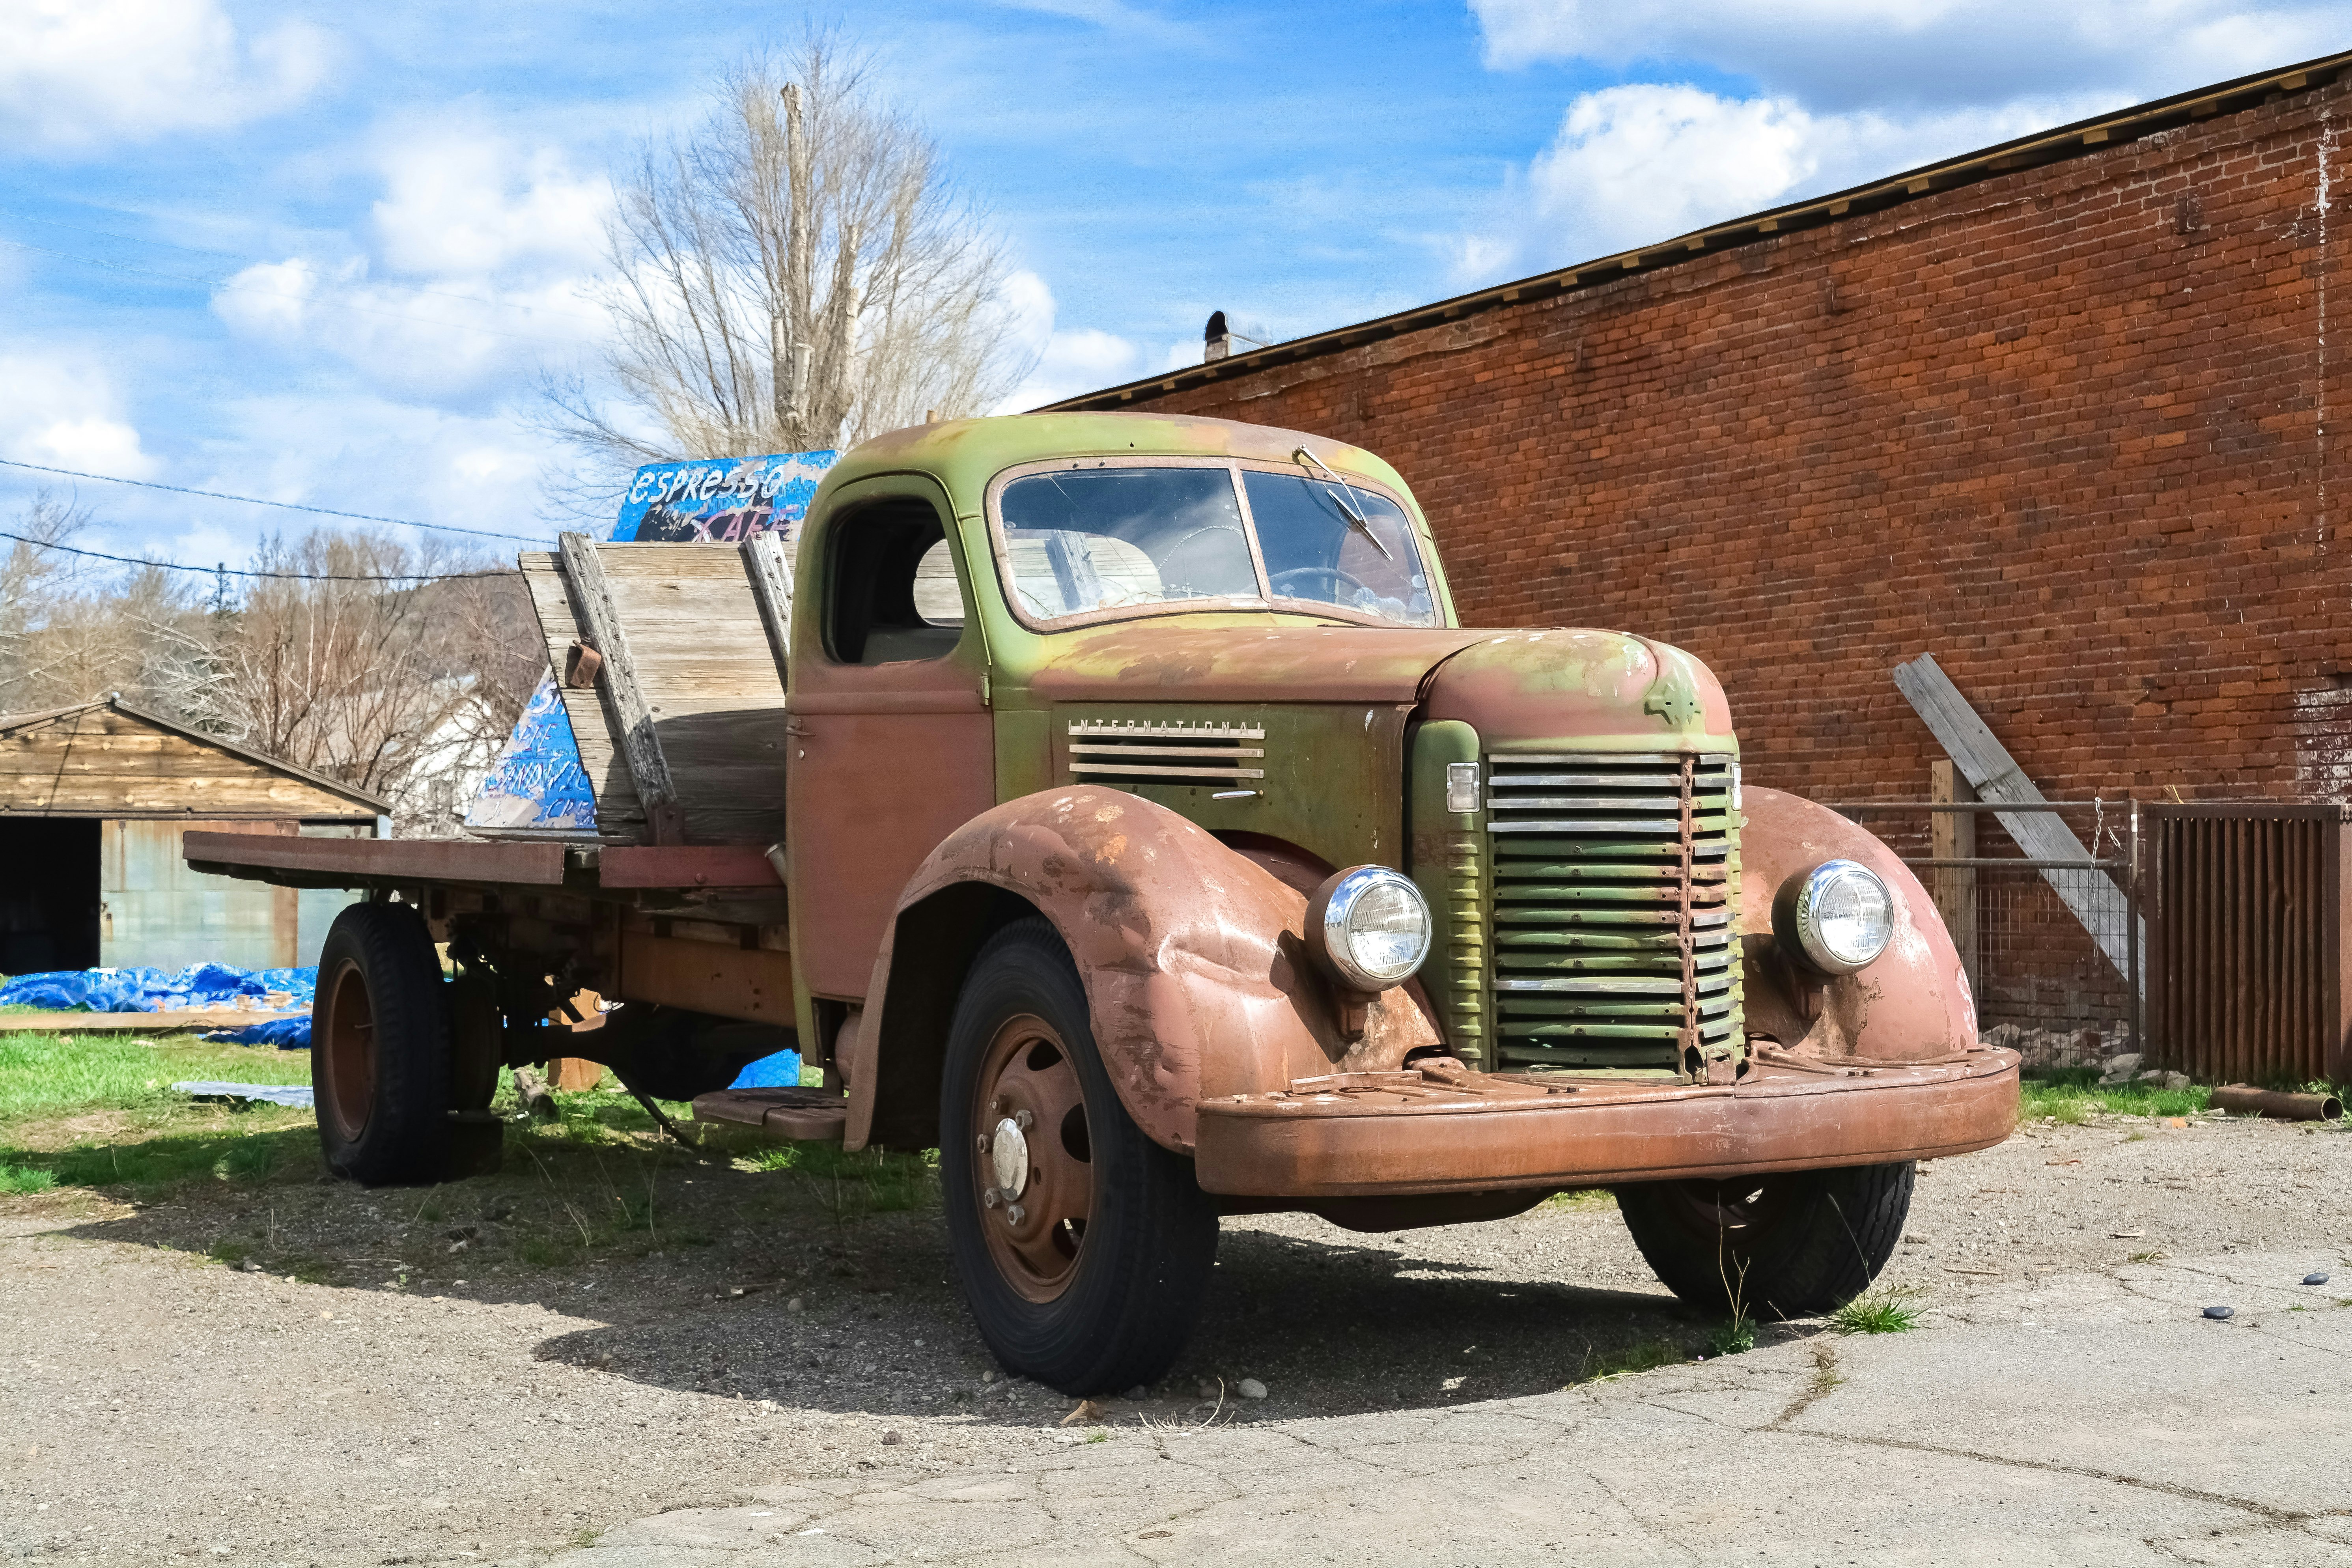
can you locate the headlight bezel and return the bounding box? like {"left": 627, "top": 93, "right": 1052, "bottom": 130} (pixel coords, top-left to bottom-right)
{"left": 1305, "top": 865, "right": 1433, "bottom": 993}
{"left": 1772, "top": 858, "right": 1895, "bottom": 976}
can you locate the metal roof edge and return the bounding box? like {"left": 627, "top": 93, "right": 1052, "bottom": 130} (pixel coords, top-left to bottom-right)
{"left": 1038, "top": 49, "right": 2352, "bottom": 413}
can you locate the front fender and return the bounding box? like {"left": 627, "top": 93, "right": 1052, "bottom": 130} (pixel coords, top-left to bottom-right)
{"left": 1739, "top": 786, "right": 1978, "bottom": 1061}
{"left": 848, "top": 786, "right": 1437, "bottom": 1154}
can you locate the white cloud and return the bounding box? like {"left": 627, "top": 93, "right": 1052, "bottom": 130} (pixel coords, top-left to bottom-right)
{"left": 1470, "top": 0, "right": 2343, "bottom": 111}
{"left": 369, "top": 113, "right": 608, "bottom": 282}
{"left": 0, "top": 351, "right": 159, "bottom": 478}
{"left": 0, "top": 0, "right": 332, "bottom": 155}
{"left": 994, "top": 270, "right": 1155, "bottom": 410}
{"left": 207, "top": 115, "right": 610, "bottom": 403}
{"left": 211, "top": 257, "right": 595, "bottom": 402}
{"left": 1456, "top": 80, "right": 2115, "bottom": 284}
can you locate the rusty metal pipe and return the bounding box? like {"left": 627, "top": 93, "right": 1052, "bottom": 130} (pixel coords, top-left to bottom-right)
{"left": 2211, "top": 1084, "right": 2344, "bottom": 1121}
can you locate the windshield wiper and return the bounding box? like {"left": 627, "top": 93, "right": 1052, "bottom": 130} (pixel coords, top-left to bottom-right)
{"left": 1292, "top": 446, "right": 1393, "bottom": 560}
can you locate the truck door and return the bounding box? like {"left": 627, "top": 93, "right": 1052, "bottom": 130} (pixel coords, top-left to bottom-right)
{"left": 786, "top": 476, "right": 994, "bottom": 1000}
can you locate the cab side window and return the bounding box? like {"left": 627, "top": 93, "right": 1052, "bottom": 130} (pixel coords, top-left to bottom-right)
{"left": 825, "top": 499, "right": 965, "bottom": 666}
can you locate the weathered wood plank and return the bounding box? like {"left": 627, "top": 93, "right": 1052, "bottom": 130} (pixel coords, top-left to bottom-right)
{"left": 561, "top": 533, "right": 686, "bottom": 844}
{"left": 741, "top": 532, "right": 795, "bottom": 687}
{"left": 519, "top": 557, "right": 644, "bottom": 833}
{"left": 0, "top": 1010, "right": 309, "bottom": 1035}
{"left": 1893, "top": 651, "right": 2139, "bottom": 986}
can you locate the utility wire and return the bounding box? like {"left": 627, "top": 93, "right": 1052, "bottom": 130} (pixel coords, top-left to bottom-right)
{"left": 0, "top": 457, "right": 551, "bottom": 543}
{"left": 0, "top": 528, "right": 519, "bottom": 583}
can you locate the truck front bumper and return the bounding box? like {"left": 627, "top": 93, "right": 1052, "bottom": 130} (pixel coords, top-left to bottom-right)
{"left": 1192, "top": 1047, "right": 2021, "bottom": 1197}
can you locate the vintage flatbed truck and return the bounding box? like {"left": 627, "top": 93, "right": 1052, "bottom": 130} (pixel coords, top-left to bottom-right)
{"left": 188, "top": 413, "right": 2020, "bottom": 1393}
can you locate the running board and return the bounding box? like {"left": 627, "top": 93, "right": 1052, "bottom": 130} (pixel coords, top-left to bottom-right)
{"left": 691, "top": 1086, "right": 847, "bottom": 1143}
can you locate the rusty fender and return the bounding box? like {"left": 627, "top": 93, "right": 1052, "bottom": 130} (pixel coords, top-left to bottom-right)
{"left": 845, "top": 786, "right": 1437, "bottom": 1154}
{"left": 1738, "top": 786, "right": 1981, "bottom": 1064}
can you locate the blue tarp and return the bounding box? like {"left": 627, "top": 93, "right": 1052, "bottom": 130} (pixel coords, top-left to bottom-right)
{"left": 728, "top": 1048, "right": 803, "bottom": 1089}
{"left": 0, "top": 963, "right": 317, "bottom": 1014}
{"left": 207, "top": 1017, "right": 314, "bottom": 1049}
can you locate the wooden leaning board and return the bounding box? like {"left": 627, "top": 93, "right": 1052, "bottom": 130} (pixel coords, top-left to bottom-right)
{"left": 517, "top": 538, "right": 799, "bottom": 847}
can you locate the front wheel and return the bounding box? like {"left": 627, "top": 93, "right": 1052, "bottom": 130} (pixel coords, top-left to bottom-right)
{"left": 940, "top": 919, "right": 1217, "bottom": 1394}
{"left": 1616, "top": 1162, "right": 1915, "bottom": 1318}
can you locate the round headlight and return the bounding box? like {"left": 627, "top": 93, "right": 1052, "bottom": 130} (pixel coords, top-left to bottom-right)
{"left": 1773, "top": 859, "right": 1894, "bottom": 975}
{"left": 1306, "top": 866, "right": 1432, "bottom": 992}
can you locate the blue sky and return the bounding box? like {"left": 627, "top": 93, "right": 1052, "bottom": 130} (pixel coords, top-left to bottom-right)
{"left": 2, "top": 0, "right": 2343, "bottom": 567}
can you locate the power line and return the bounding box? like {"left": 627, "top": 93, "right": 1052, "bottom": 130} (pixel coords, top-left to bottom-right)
{"left": 0, "top": 457, "right": 551, "bottom": 543}
{"left": 0, "top": 528, "right": 518, "bottom": 583}
{"left": 0, "top": 237, "right": 588, "bottom": 349}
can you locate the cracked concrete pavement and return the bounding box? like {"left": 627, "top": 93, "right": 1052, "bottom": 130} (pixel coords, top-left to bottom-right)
{"left": 4, "top": 1111, "right": 2348, "bottom": 1565}
{"left": 553, "top": 1244, "right": 2352, "bottom": 1567}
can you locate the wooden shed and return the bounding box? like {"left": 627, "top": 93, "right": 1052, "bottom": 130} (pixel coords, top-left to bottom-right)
{"left": 0, "top": 698, "right": 386, "bottom": 974}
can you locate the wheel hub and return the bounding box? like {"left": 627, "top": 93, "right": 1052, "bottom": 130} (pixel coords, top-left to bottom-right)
{"left": 991, "top": 1116, "right": 1030, "bottom": 1197}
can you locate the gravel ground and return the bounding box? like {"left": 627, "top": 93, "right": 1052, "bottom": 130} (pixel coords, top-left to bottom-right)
{"left": 1, "top": 1107, "right": 2345, "bottom": 1566}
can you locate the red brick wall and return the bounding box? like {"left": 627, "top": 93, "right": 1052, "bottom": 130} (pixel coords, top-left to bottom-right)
{"left": 1118, "top": 82, "right": 2351, "bottom": 808}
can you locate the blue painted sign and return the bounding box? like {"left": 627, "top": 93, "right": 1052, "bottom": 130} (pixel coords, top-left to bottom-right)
{"left": 465, "top": 674, "right": 599, "bottom": 834}
{"left": 465, "top": 449, "right": 840, "bottom": 834}
{"left": 611, "top": 452, "right": 838, "bottom": 543}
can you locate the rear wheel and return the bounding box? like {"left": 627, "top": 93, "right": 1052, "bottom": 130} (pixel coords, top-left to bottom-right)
{"left": 314, "top": 902, "right": 484, "bottom": 1185}
{"left": 1616, "top": 1162, "right": 1915, "bottom": 1318}
{"left": 940, "top": 919, "right": 1217, "bottom": 1394}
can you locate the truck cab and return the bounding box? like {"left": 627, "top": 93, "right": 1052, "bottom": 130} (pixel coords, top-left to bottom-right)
{"left": 189, "top": 412, "right": 2020, "bottom": 1396}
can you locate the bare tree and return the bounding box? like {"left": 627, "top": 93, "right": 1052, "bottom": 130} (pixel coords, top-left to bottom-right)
{"left": 1, "top": 505, "right": 543, "bottom": 836}
{"left": 0, "top": 493, "right": 209, "bottom": 717}
{"left": 182, "top": 532, "right": 542, "bottom": 833}
{"left": 541, "top": 36, "right": 1030, "bottom": 498}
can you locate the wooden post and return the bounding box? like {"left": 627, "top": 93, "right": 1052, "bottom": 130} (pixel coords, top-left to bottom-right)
{"left": 1931, "top": 760, "right": 1979, "bottom": 998}
{"left": 558, "top": 532, "right": 685, "bottom": 845}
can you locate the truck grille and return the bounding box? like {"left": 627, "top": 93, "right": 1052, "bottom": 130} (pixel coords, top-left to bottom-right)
{"left": 1485, "top": 752, "right": 1740, "bottom": 1076}
{"left": 1066, "top": 720, "right": 1266, "bottom": 786}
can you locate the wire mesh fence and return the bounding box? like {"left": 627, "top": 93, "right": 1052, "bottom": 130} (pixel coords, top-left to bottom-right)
{"left": 1824, "top": 797, "right": 2141, "bottom": 1073}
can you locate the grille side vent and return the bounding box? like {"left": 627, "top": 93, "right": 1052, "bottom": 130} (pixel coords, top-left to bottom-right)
{"left": 1485, "top": 752, "right": 1740, "bottom": 1076}
{"left": 1067, "top": 720, "right": 1267, "bottom": 786}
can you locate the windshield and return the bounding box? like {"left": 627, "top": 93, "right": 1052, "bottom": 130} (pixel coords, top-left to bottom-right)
{"left": 993, "top": 462, "right": 1438, "bottom": 628}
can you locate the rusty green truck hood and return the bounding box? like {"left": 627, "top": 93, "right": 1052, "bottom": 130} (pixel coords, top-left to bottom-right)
{"left": 1013, "top": 622, "right": 1734, "bottom": 752}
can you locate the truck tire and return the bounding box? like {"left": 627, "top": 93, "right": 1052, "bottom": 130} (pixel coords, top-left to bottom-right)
{"left": 939, "top": 918, "right": 1218, "bottom": 1395}
{"left": 1615, "top": 1162, "right": 1915, "bottom": 1318}
{"left": 314, "top": 902, "right": 469, "bottom": 1186}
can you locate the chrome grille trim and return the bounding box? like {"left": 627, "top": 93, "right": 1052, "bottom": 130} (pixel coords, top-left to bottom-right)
{"left": 1067, "top": 720, "right": 1268, "bottom": 784}
{"left": 1486, "top": 752, "right": 1743, "bottom": 1076}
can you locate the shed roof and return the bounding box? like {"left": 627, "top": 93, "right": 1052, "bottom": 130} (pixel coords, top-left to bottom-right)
{"left": 1041, "top": 49, "right": 2352, "bottom": 414}
{"left": 0, "top": 697, "right": 390, "bottom": 818}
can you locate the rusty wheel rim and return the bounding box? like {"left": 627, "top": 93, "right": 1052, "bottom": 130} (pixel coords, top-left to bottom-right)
{"left": 971, "top": 1012, "right": 1093, "bottom": 1304}
{"left": 1659, "top": 1176, "right": 1792, "bottom": 1246}
{"left": 319, "top": 957, "right": 376, "bottom": 1144}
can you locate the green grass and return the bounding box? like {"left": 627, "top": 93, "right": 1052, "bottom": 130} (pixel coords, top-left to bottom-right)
{"left": 1831, "top": 1288, "right": 1925, "bottom": 1335}
{"left": 0, "top": 1029, "right": 310, "bottom": 1122}
{"left": 0, "top": 1162, "right": 58, "bottom": 1193}
{"left": 1706, "top": 1314, "right": 1757, "bottom": 1356}
{"left": 1540, "top": 1188, "right": 1618, "bottom": 1211}
{"left": 2019, "top": 1068, "right": 2210, "bottom": 1122}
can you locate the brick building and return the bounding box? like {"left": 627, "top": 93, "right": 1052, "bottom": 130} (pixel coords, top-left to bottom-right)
{"left": 1046, "top": 52, "right": 2352, "bottom": 812}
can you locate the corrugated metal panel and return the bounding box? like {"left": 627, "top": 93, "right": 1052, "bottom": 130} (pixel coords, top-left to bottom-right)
{"left": 100, "top": 820, "right": 300, "bottom": 972}
{"left": 2148, "top": 805, "right": 2350, "bottom": 1086}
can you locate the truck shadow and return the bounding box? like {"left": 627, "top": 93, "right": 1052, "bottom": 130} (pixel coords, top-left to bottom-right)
{"left": 35, "top": 1125, "right": 1734, "bottom": 1425}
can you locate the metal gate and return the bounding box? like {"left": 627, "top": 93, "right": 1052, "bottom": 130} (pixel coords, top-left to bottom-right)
{"left": 2146, "top": 804, "right": 2351, "bottom": 1087}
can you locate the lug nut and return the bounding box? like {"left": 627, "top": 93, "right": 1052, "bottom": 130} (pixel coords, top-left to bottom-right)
{"left": 981, "top": 1189, "right": 1001, "bottom": 1209}
{"left": 1006, "top": 1204, "right": 1027, "bottom": 1225}
{"left": 976, "top": 1134, "right": 990, "bottom": 1153}
{"left": 1014, "top": 1108, "right": 1035, "bottom": 1131}
{"left": 989, "top": 1096, "right": 1006, "bottom": 1116}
